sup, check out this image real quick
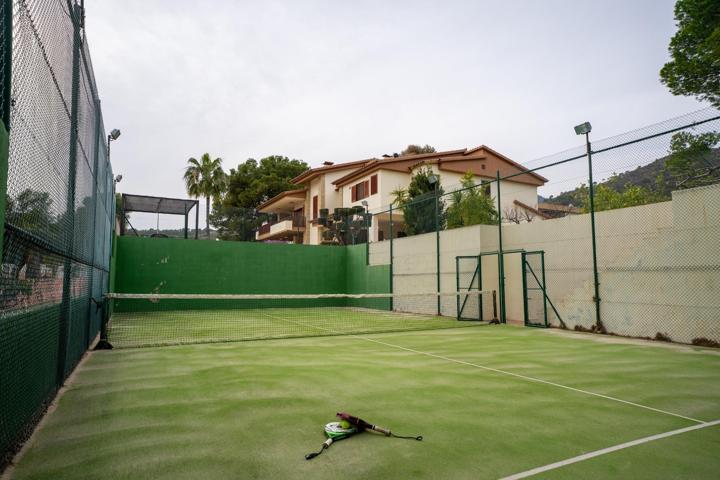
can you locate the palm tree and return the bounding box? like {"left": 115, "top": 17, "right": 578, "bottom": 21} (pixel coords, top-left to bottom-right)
{"left": 184, "top": 153, "right": 226, "bottom": 237}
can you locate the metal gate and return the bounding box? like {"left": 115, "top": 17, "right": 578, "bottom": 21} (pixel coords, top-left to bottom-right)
{"left": 455, "top": 255, "right": 497, "bottom": 322}
{"left": 522, "top": 251, "right": 548, "bottom": 327}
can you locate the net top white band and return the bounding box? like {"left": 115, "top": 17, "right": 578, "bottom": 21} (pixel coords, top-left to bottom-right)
{"left": 106, "top": 291, "right": 494, "bottom": 300}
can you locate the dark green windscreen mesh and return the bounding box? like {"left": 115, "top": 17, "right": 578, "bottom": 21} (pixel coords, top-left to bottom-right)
{"left": 0, "top": 0, "right": 114, "bottom": 468}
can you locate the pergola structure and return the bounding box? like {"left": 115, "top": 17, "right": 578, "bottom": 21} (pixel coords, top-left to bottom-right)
{"left": 120, "top": 194, "right": 200, "bottom": 239}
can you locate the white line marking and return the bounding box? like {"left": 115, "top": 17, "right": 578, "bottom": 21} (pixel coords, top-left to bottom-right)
{"left": 260, "top": 312, "right": 706, "bottom": 424}
{"left": 499, "top": 419, "right": 720, "bottom": 480}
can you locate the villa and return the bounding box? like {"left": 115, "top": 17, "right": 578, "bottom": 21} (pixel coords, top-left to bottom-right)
{"left": 256, "top": 146, "right": 547, "bottom": 244}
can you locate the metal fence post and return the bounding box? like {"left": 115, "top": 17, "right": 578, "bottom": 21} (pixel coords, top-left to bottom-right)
{"left": 365, "top": 212, "right": 369, "bottom": 265}
{"left": 85, "top": 98, "right": 102, "bottom": 348}
{"left": 496, "top": 171, "right": 506, "bottom": 323}
{"left": 435, "top": 189, "right": 441, "bottom": 316}
{"left": 389, "top": 204, "right": 393, "bottom": 310}
{"left": 57, "top": 0, "right": 83, "bottom": 385}
{"left": 585, "top": 133, "right": 603, "bottom": 332}
{"left": 0, "top": 0, "right": 11, "bottom": 258}
{"left": 195, "top": 201, "right": 199, "bottom": 239}
{"left": 455, "top": 256, "right": 459, "bottom": 319}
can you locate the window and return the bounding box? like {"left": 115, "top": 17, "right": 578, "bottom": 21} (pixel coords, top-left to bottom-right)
{"left": 312, "top": 195, "right": 318, "bottom": 219}
{"left": 370, "top": 174, "right": 378, "bottom": 195}
{"left": 483, "top": 183, "right": 491, "bottom": 197}
{"left": 351, "top": 179, "right": 371, "bottom": 202}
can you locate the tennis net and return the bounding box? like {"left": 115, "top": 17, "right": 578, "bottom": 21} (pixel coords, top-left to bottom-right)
{"left": 105, "top": 291, "right": 497, "bottom": 348}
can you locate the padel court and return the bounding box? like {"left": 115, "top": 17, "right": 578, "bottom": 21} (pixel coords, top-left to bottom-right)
{"left": 9, "top": 321, "right": 720, "bottom": 480}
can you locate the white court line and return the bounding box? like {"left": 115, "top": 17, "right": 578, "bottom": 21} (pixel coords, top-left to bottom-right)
{"left": 259, "top": 312, "right": 705, "bottom": 424}
{"left": 499, "top": 419, "right": 720, "bottom": 480}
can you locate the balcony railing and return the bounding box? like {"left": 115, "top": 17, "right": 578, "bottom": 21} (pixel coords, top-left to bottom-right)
{"left": 257, "top": 213, "right": 306, "bottom": 239}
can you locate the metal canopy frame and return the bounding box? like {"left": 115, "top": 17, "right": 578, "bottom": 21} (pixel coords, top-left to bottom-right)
{"left": 120, "top": 193, "right": 199, "bottom": 239}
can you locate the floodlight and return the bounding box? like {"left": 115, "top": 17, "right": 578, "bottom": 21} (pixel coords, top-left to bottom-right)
{"left": 114, "top": 174, "right": 123, "bottom": 183}
{"left": 109, "top": 129, "right": 121, "bottom": 140}
{"left": 574, "top": 122, "right": 592, "bottom": 135}
{"left": 428, "top": 174, "right": 439, "bottom": 187}
{"left": 361, "top": 200, "right": 368, "bottom": 207}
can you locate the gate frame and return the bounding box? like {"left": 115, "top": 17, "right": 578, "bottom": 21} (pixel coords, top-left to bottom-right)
{"left": 455, "top": 249, "right": 525, "bottom": 323}
{"left": 521, "top": 250, "right": 566, "bottom": 329}
{"left": 522, "top": 250, "right": 548, "bottom": 328}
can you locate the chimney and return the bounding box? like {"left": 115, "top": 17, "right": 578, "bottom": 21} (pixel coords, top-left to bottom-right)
{"left": 323, "top": 161, "right": 334, "bottom": 166}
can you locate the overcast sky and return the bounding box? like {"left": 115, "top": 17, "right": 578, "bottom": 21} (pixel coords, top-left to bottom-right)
{"left": 85, "top": 0, "right": 708, "bottom": 229}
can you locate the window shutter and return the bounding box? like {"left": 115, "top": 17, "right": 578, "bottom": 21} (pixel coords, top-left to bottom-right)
{"left": 370, "top": 175, "right": 378, "bottom": 195}
{"left": 351, "top": 185, "right": 356, "bottom": 202}
{"left": 312, "top": 195, "right": 318, "bottom": 219}
{"left": 364, "top": 181, "right": 369, "bottom": 198}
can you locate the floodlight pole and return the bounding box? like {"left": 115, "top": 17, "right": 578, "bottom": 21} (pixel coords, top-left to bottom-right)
{"left": 584, "top": 132, "right": 603, "bottom": 331}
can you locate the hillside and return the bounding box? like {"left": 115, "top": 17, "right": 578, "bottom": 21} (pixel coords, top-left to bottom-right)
{"left": 543, "top": 148, "right": 720, "bottom": 206}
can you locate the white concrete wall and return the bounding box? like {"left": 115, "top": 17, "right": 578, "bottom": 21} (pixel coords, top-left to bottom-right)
{"left": 367, "top": 183, "right": 720, "bottom": 344}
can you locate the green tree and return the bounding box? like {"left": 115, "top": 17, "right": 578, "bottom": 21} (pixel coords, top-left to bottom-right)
{"left": 446, "top": 172, "right": 498, "bottom": 228}
{"left": 401, "top": 144, "right": 437, "bottom": 155}
{"left": 392, "top": 166, "right": 445, "bottom": 235}
{"left": 660, "top": 0, "right": 720, "bottom": 106}
{"left": 220, "top": 156, "right": 308, "bottom": 209}
{"left": 211, "top": 155, "right": 308, "bottom": 241}
{"left": 658, "top": 131, "right": 720, "bottom": 191}
{"left": 577, "top": 183, "right": 659, "bottom": 213}
{"left": 183, "top": 153, "right": 226, "bottom": 237}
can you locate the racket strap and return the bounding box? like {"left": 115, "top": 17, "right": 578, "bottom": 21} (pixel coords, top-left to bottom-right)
{"left": 390, "top": 433, "right": 423, "bottom": 441}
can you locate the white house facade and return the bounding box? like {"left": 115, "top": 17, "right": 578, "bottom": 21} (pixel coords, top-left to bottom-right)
{"left": 256, "top": 146, "right": 548, "bottom": 244}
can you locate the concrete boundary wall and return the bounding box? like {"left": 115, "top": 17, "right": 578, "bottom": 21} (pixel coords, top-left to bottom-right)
{"left": 369, "top": 184, "right": 720, "bottom": 344}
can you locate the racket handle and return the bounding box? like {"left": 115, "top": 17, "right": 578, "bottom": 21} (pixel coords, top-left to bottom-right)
{"left": 372, "top": 425, "right": 391, "bottom": 436}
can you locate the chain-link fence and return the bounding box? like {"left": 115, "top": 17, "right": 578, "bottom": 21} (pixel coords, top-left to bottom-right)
{"left": 0, "top": 0, "right": 114, "bottom": 468}
{"left": 366, "top": 107, "right": 719, "bottom": 345}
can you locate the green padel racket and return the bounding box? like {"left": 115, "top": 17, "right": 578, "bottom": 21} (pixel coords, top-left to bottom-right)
{"left": 305, "top": 422, "right": 358, "bottom": 460}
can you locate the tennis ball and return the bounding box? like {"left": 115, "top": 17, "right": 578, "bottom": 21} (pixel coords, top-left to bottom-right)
{"left": 339, "top": 420, "right": 350, "bottom": 429}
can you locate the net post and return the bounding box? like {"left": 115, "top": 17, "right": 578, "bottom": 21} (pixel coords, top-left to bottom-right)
{"left": 585, "top": 133, "right": 603, "bottom": 332}
{"left": 496, "top": 171, "right": 506, "bottom": 324}
{"left": 57, "top": 1, "right": 83, "bottom": 385}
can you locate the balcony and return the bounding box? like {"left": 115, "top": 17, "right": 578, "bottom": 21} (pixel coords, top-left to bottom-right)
{"left": 256, "top": 213, "right": 306, "bottom": 242}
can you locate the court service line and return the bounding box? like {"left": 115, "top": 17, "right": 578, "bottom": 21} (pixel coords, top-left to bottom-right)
{"left": 499, "top": 419, "right": 720, "bottom": 479}
{"left": 259, "top": 313, "right": 705, "bottom": 425}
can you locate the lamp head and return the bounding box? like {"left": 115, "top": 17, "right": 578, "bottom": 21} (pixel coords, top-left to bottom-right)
{"left": 574, "top": 122, "right": 592, "bottom": 135}
{"left": 428, "top": 174, "right": 439, "bottom": 187}
{"left": 109, "top": 129, "right": 121, "bottom": 140}
{"left": 114, "top": 174, "right": 123, "bottom": 183}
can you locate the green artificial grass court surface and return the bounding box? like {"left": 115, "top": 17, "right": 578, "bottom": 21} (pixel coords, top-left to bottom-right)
{"left": 9, "top": 326, "right": 720, "bottom": 480}
{"left": 107, "top": 306, "right": 479, "bottom": 348}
